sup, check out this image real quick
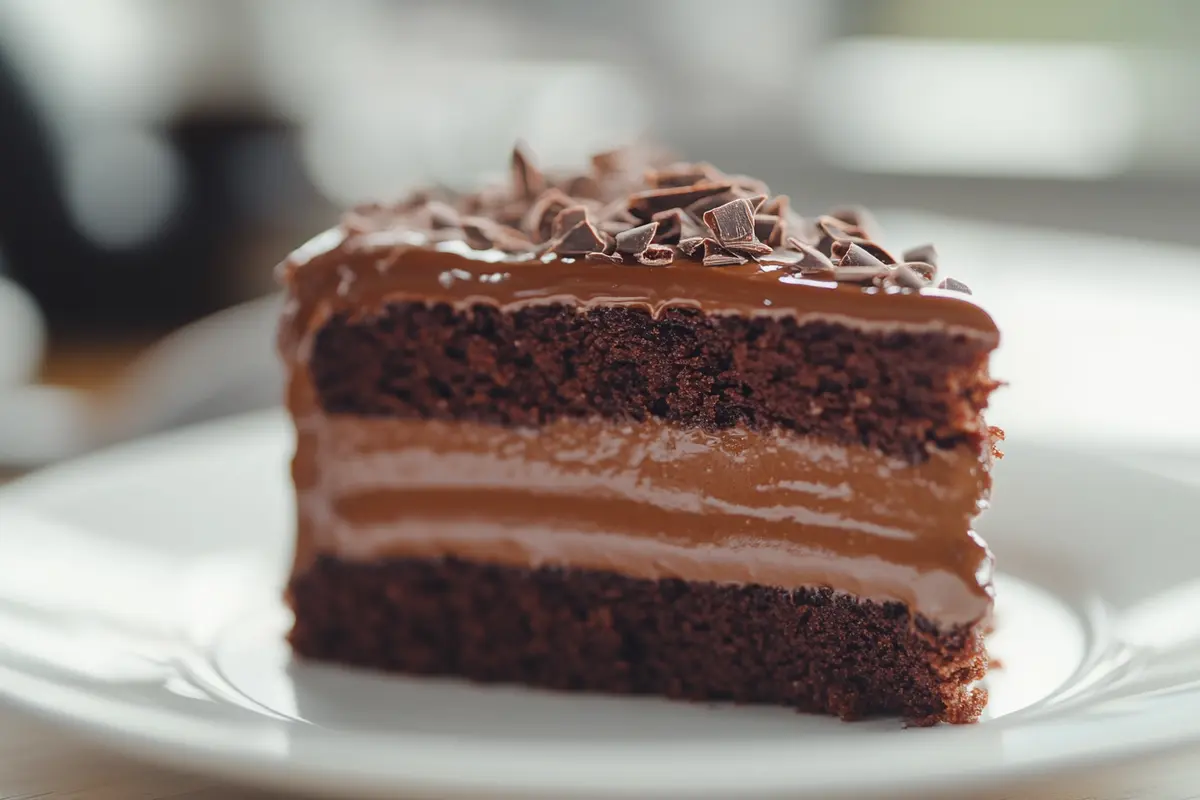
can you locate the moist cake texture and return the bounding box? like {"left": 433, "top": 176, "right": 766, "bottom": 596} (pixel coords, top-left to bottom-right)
{"left": 278, "top": 144, "right": 1002, "bottom": 724}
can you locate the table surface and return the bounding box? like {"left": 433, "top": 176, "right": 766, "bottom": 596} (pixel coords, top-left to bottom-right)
{"left": 3, "top": 342, "right": 1199, "bottom": 800}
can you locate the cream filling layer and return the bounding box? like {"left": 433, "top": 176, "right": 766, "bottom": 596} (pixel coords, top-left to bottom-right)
{"left": 290, "top": 413, "right": 993, "bottom": 627}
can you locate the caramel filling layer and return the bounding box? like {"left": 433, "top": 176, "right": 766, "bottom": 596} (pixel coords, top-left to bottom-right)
{"left": 291, "top": 412, "right": 992, "bottom": 627}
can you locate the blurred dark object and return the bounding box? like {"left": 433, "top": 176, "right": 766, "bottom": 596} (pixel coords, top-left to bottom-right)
{"left": 0, "top": 44, "right": 314, "bottom": 334}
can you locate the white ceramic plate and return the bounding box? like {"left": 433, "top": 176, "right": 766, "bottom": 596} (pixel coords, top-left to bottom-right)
{"left": 0, "top": 412, "right": 1198, "bottom": 799}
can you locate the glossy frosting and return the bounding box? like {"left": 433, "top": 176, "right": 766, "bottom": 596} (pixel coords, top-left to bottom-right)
{"left": 278, "top": 228, "right": 999, "bottom": 362}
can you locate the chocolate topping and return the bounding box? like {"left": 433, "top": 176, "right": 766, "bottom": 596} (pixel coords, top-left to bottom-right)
{"left": 701, "top": 238, "right": 746, "bottom": 266}
{"left": 650, "top": 208, "right": 688, "bottom": 244}
{"left": 552, "top": 219, "right": 608, "bottom": 257}
{"left": 677, "top": 236, "right": 706, "bottom": 257}
{"left": 703, "top": 198, "right": 756, "bottom": 246}
{"left": 615, "top": 222, "right": 658, "bottom": 259}
{"left": 939, "top": 277, "right": 973, "bottom": 294}
{"left": 551, "top": 205, "right": 589, "bottom": 240}
{"left": 628, "top": 182, "right": 734, "bottom": 220}
{"left": 510, "top": 143, "right": 545, "bottom": 200}
{"left": 330, "top": 143, "right": 975, "bottom": 294}
{"left": 903, "top": 243, "right": 938, "bottom": 266}
{"left": 833, "top": 240, "right": 887, "bottom": 269}
{"left": 638, "top": 243, "right": 675, "bottom": 267}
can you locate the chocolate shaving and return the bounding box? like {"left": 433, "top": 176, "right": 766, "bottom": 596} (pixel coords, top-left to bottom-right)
{"left": 903, "top": 261, "right": 937, "bottom": 281}
{"left": 761, "top": 195, "right": 789, "bottom": 218}
{"left": 726, "top": 240, "right": 773, "bottom": 257}
{"left": 701, "top": 239, "right": 746, "bottom": 267}
{"left": 648, "top": 162, "right": 722, "bottom": 188}
{"left": 615, "top": 222, "right": 659, "bottom": 258}
{"left": 833, "top": 265, "right": 888, "bottom": 284}
{"left": 745, "top": 194, "right": 769, "bottom": 214}
{"left": 828, "top": 205, "right": 879, "bottom": 238}
{"left": 767, "top": 218, "right": 788, "bottom": 247}
{"left": 678, "top": 236, "right": 706, "bottom": 257}
{"left": 599, "top": 199, "right": 639, "bottom": 224}
{"left": 462, "top": 217, "right": 530, "bottom": 253}
{"left": 703, "top": 198, "right": 757, "bottom": 246}
{"left": 522, "top": 188, "right": 574, "bottom": 243}
{"left": 553, "top": 219, "right": 608, "bottom": 257}
{"left": 832, "top": 240, "right": 886, "bottom": 268}
{"left": 785, "top": 237, "right": 836, "bottom": 273}
{"left": 599, "top": 219, "right": 634, "bottom": 237}
{"left": 891, "top": 264, "right": 928, "bottom": 290}
{"left": 727, "top": 175, "right": 771, "bottom": 197}
{"left": 813, "top": 215, "right": 862, "bottom": 255}
{"left": 551, "top": 206, "right": 590, "bottom": 240}
{"left": 650, "top": 208, "right": 687, "bottom": 244}
{"left": 754, "top": 215, "right": 778, "bottom": 244}
{"left": 860, "top": 242, "right": 898, "bottom": 265}
{"left": 903, "top": 243, "right": 938, "bottom": 266}
{"left": 367, "top": 141, "right": 959, "bottom": 294}
{"left": 422, "top": 200, "right": 460, "bottom": 230}
{"left": 637, "top": 244, "right": 675, "bottom": 266}
{"left": 563, "top": 174, "right": 603, "bottom": 200}
{"left": 511, "top": 143, "right": 545, "bottom": 199}
{"left": 591, "top": 149, "right": 625, "bottom": 176}
{"left": 627, "top": 182, "right": 734, "bottom": 220}
{"left": 461, "top": 219, "right": 494, "bottom": 251}
{"left": 938, "top": 277, "right": 972, "bottom": 294}
{"left": 685, "top": 190, "right": 740, "bottom": 220}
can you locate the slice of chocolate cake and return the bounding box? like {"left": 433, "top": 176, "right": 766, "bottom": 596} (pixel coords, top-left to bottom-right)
{"left": 278, "top": 144, "right": 1001, "bottom": 725}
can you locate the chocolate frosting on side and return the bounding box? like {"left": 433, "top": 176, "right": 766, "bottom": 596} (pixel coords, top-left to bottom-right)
{"left": 279, "top": 233, "right": 999, "bottom": 367}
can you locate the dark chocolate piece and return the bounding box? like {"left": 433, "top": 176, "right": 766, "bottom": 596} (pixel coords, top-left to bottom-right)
{"left": 553, "top": 220, "right": 608, "bottom": 257}
{"left": 677, "top": 236, "right": 706, "bottom": 257}
{"left": 938, "top": 277, "right": 973, "bottom": 294}
{"left": 325, "top": 145, "right": 979, "bottom": 294}
{"left": 892, "top": 264, "right": 928, "bottom": 290}
{"left": 685, "top": 190, "right": 740, "bottom": 220}
{"left": 523, "top": 189, "right": 574, "bottom": 243}
{"left": 650, "top": 209, "right": 687, "bottom": 244}
{"left": 649, "top": 162, "right": 722, "bottom": 188}
{"left": 903, "top": 243, "right": 938, "bottom": 266}
{"left": 628, "top": 182, "right": 734, "bottom": 220}
{"left": 511, "top": 143, "right": 545, "bottom": 200}
{"left": 833, "top": 241, "right": 887, "bottom": 268}
{"left": 833, "top": 265, "right": 889, "bottom": 284}
{"left": 615, "top": 222, "right": 659, "bottom": 258}
{"left": 701, "top": 239, "right": 747, "bottom": 267}
{"left": 551, "top": 206, "right": 590, "bottom": 240}
{"left": 585, "top": 252, "right": 623, "bottom": 264}
{"left": 703, "top": 198, "right": 757, "bottom": 246}
{"left": 903, "top": 262, "right": 937, "bottom": 281}
{"left": 637, "top": 244, "right": 675, "bottom": 267}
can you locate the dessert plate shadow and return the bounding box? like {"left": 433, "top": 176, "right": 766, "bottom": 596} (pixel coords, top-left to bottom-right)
{"left": 0, "top": 411, "right": 1198, "bottom": 799}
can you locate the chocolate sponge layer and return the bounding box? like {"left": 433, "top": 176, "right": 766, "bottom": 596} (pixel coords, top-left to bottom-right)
{"left": 309, "top": 302, "right": 995, "bottom": 461}
{"left": 288, "top": 555, "right": 988, "bottom": 725}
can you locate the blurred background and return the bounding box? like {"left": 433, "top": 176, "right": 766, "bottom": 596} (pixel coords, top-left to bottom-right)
{"left": 0, "top": 0, "right": 1198, "bottom": 474}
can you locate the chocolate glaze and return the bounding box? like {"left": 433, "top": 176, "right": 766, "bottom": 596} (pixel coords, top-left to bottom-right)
{"left": 278, "top": 227, "right": 999, "bottom": 363}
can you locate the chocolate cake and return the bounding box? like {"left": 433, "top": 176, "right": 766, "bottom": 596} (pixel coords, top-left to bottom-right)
{"left": 277, "top": 144, "right": 1002, "bottom": 725}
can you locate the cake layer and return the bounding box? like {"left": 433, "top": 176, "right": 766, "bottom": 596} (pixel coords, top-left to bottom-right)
{"left": 307, "top": 296, "right": 994, "bottom": 462}
{"left": 291, "top": 411, "right": 993, "bottom": 626}
{"left": 288, "top": 555, "right": 989, "bottom": 724}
